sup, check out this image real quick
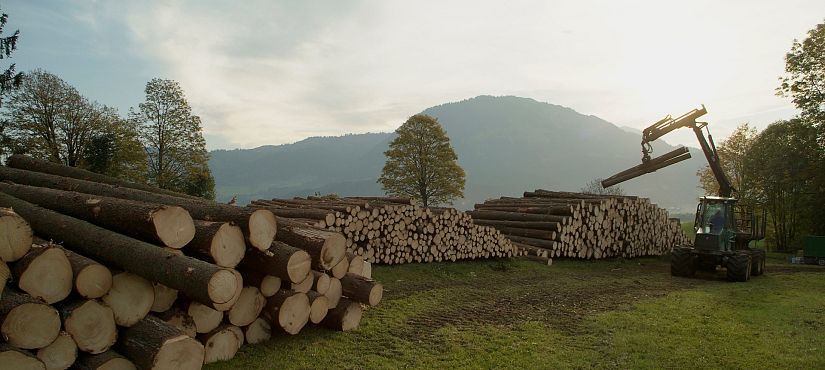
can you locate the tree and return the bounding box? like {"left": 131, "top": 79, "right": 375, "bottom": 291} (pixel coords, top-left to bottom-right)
{"left": 0, "top": 7, "right": 22, "bottom": 106}
{"left": 130, "top": 78, "right": 215, "bottom": 199}
{"left": 378, "top": 114, "right": 465, "bottom": 207}
{"left": 747, "top": 119, "right": 821, "bottom": 250}
{"left": 2, "top": 70, "right": 102, "bottom": 166}
{"left": 82, "top": 108, "right": 147, "bottom": 183}
{"left": 696, "top": 123, "right": 758, "bottom": 201}
{"left": 581, "top": 178, "right": 624, "bottom": 196}
{"left": 778, "top": 20, "right": 825, "bottom": 128}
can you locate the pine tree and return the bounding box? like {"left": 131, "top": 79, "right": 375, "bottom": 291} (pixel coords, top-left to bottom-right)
{"left": 378, "top": 114, "right": 465, "bottom": 207}
{"left": 130, "top": 78, "right": 215, "bottom": 199}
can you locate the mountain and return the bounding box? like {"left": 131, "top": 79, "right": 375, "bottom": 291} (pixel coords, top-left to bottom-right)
{"left": 209, "top": 96, "right": 705, "bottom": 212}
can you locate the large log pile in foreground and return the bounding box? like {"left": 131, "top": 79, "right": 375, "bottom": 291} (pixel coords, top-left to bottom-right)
{"left": 249, "top": 197, "right": 521, "bottom": 264}
{"left": 472, "top": 189, "right": 690, "bottom": 259}
{"left": 0, "top": 156, "right": 383, "bottom": 369}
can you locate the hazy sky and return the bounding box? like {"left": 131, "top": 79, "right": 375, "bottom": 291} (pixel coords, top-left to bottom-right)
{"left": 5, "top": 1, "right": 824, "bottom": 149}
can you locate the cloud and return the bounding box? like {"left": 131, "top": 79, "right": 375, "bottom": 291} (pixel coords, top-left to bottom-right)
{"left": 116, "top": 0, "right": 820, "bottom": 149}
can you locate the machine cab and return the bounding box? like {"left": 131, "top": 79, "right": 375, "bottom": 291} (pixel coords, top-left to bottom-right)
{"left": 694, "top": 196, "right": 737, "bottom": 253}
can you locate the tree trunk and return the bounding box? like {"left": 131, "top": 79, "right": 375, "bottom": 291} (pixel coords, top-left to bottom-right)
{"left": 261, "top": 290, "right": 310, "bottom": 335}
{"left": 0, "top": 289, "right": 61, "bottom": 349}
{"left": 0, "top": 183, "right": 196, "bottom": 249}
{"left": 153, "top": 310, "right": 197, "bottom": 338}
{"left": 197, "top": 324, "right": 243, "bottom": 364}
{"left": 57, "top": 298, "right": 117, "bottom": 354}
{"left": 114, "top": 315, "right": 204, "bottom": 370}
{"left": 238, "top": 241, "right": 311, "bottom": 284}
{"left": 227, "top": 286, "right": 266, "bottom": 327}
{"left": 184, "top": 221, "right": 245, "bottom": 268}
{"left": 74, "top": 350, "right": 136, "bottom": 370}
{"left": 306, "top": 291, "right": 329, "bottom": 324}
{"left": 11, "top": 244, "right": 73, "bottom": 304}
{"left": 340, "top": 273, "right": 383, "bottom": 306}
{"left": 6, "top": 154, "right": 203, "bottom": 201}
{"left": 471, "top": 219, "right": 560, "bottom": 231}
{"left": 102, "top": 272, "right": 155, "bottom": 327}
{"left": 0, "top": 207, "right": 33, "bottom": 262}
{"left": 36, "top": 331, "right": 77, "bottom": 370}
{"left": 320, "top": 297, "right": 362, "bottom": 332}
{"left": 0, "top": 165, "right": 277, "bottom": 250}
{"left": 0, "top": 342, "right": 46, "bottom": 370}
{"left": 468, "top": 210, "right": 571, "bottom": 222}
{"left": 276, "top": 219, "right": 345, "bottom": 271}
{"left": 0, "top": 192, "right": 241, "bottom": 307}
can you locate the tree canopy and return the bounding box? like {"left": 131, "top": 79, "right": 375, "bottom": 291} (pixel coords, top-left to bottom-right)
{"left": 0, "top": 7, "right": 21, "bottom": 106}
{"left": 778, "top": 20, "right": 825, "bottom": 128}
{"left": 378, "top": 114, "right": 465, "bottom": 207}
{"left": 697, "top": 123, "right": 758, "bottom": 201}
{"left": 130, "top": 78, "right": 215, "bottom": 199}
{"left": 581, "top": 178, "right": 624, "bottom": 196}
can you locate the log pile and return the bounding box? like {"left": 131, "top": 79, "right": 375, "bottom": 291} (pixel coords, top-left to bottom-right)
{"left": 0, "top": 155, "right": 384, "bottom": 369}
{"left": 248, "top": 197, "right": 521, "bottom": 264}
{"left": 471, "top": 189, "right": 691, "bottom": 259}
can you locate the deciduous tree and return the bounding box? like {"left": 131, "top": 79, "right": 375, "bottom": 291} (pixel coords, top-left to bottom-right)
{"left": 378, "top": 114, "right": 465, "bottom": 207}
{"left": 130, "top": 78, "right": 215, "bottom": 199}
{"left": 778, "top": 20, "right": 825, "bottom": 128}
{"left": 696, "top": 123, "right": 758, "bottom": 201}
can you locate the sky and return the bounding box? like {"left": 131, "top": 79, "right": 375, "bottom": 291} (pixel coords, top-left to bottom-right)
{"left": 4, "top": 0, "right": 824, "bottom": 150}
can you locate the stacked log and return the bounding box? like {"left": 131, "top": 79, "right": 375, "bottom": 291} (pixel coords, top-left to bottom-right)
{"left": 249, "top": 197, "right": 521, "bottom": 264}
{"left": 0, "top": 156, "right": 386, "bottom": 368}
{"left": 472, "top": 189, "right": 691, "bottom": 259}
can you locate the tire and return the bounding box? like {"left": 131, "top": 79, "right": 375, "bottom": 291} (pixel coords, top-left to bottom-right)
{"left": 750, "top": 249, "right": 766, "bottom": 276}
{"left": 726, "top": 252, "right": 751, "bottom": 282}
{"left": 671, "top": 247, "right": 696, "bottom": 277}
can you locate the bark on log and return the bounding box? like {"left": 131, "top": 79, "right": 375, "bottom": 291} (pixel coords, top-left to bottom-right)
{"left": 320, "top": 297, "right": 362, "bottom": 332}
{"left": 0, "top": 342, "right": 46, "bottom": 370}
{"left": 0, "top": 207, "right": 33, "bottom": 262}
{"left": 0, "top": 289, "right": 61, "bottom": 349}
{"left": 242, "top": 317, "right": 271, "bottom": 345}
{"left": 114, "top": 316, "right": 205, "bottom": 370}
{"left": 57, "top": 298, "right": 117, "bottom": 354}
{"left": 6, "top": 154, "right": 202, "bottom": 201}
{"left": 227, "top": 286, "right": 266, "bottom": 327}
{"left": 0, "top": 183, "right": 195, "bottom": 249}
{"left": 74, "top": 350, "right": 136, "bottom": 370}
{"left": 0, "top": 260, "right": 8, "bottom": 299}
{"left": 261, "top": 290, "right": 310, "bottom": 335}
{"left": 184, "top": 221, "right": 245, "bottom": 268}
{"left": 238, "top": 241, "right": 311, "bottom": 284}
{"left": 36, "top": 331, "right": 77, "bottom": 370}
{"left": 471, "top": 219, "right": 560, "bottom": 231}
{"left": 340, "top": 272, "right": 383, "bottom": 306}
{"left": 275, "top": 219, "right": 345, "bottom": 270}
{"left": 468, "top": 210, "right": 572, "bottom": 221}
{"left": 154, "top": 310, "right": 197, "bottom": 338}
{"left": 0, "top": 166, "right": 277, "bottom": 250}
{"left": 11, "top": 244, "right": 73, "bottom": 304}
{"left": 0, "top": 193, "right": 241, "bottom": 307}
{"left": 102, "top": 272, "right": 155, "bottom": 327}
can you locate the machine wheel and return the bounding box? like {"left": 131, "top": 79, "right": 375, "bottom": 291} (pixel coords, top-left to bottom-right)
{"left": 750, "top": 249, "right": 766, "bottom": 276}
{"left": 726, "top": 252, "right": 751, "bottom": 282}
{"left": 671, "top": 247, "right": 696, "bottom": 277}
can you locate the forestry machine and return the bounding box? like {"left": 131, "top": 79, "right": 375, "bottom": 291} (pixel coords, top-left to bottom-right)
{"left": 601, "top": 105, "right": 766, "bottom": 282}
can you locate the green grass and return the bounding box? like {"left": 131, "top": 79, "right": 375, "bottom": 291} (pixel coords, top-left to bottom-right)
{"left": 207, "top": 258, "right": 825, "bottom": 369}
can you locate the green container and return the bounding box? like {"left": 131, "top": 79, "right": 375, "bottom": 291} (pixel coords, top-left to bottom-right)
{"left": 803, "top": 236, "right": 825, "bottom": 258}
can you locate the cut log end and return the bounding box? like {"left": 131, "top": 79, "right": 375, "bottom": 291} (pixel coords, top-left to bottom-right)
{"left": 36, "top": 331, "right": 77, "bottom": 370}
{"left": 211, "top": 223, "right": 246, "bottom": 268}
{"left": 248, "top": 210, "right": 277, "bottom": 251}
{"left": 207, "top": 269, "right": 242, "bottom": 305}
{"left": 259, "top": 275, "right": 281, "bottom": 297}
{"left": 151, "top": 206, "right": 196, "bottom": 249}
{"left": 286, "top": 250, "right": 312, "bottom": 284}
{"left": 2, "top": 302, "right": 61, "bottom": 349}
{"left": 75, "top": 264, "right": 113, "bottom": 299}
{"left": 321, "top": 233, "right": 346, "bottom": 269}
{"left": 0, "top": 208, "right": 33, "bottom": 262}
{"left": 243, "top": 317, "right": 271, "bottom": 345}
{"left": 188, "top": 302, "right": 224, "bottom": 334}
{"left": 368, "top": 283, "right": 384, "bottom": 307}
{"left": 325, "top": 278, "right": 342, "bottom": 309}
{"left": 277, "top": 293, "right": 310, "bottom": 335}
{"left": 308, "top": 295, "right": 329, "bottom": 324}
{"left": 227, "top": 287, "right": 266, "bottom": 327}
{"left": 17, "top": 246, "right": 73, "bottom": 304}
{"left": 63, "top": 299, "right": 117, "bottom": 354}
{"left": 102, "top": 272, "right": 154, "bottom": 327}
{"left": 151, "top": 283, "right": 179, "bottom": 313}
{"left": 200, "top": 325, "right": 242, "bottom": 364}
{"left": 290, "top": 271, "right": 313, "bottom": 293}
{"left": 0, "top": 345, "right": 45, "bottom": 370}
{"left": 75, "top": 351, "right": 136, "bottom": 370}
{"left": 322, "top": 298, "right": 362, "bottom": 332}
{"left": 153, "top": 335, "right": 204, "bottom": 370}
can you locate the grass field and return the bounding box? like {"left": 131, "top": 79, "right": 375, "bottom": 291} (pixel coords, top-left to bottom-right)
{"left": 207, "top": 256, "right": 825, "bottom": 369}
